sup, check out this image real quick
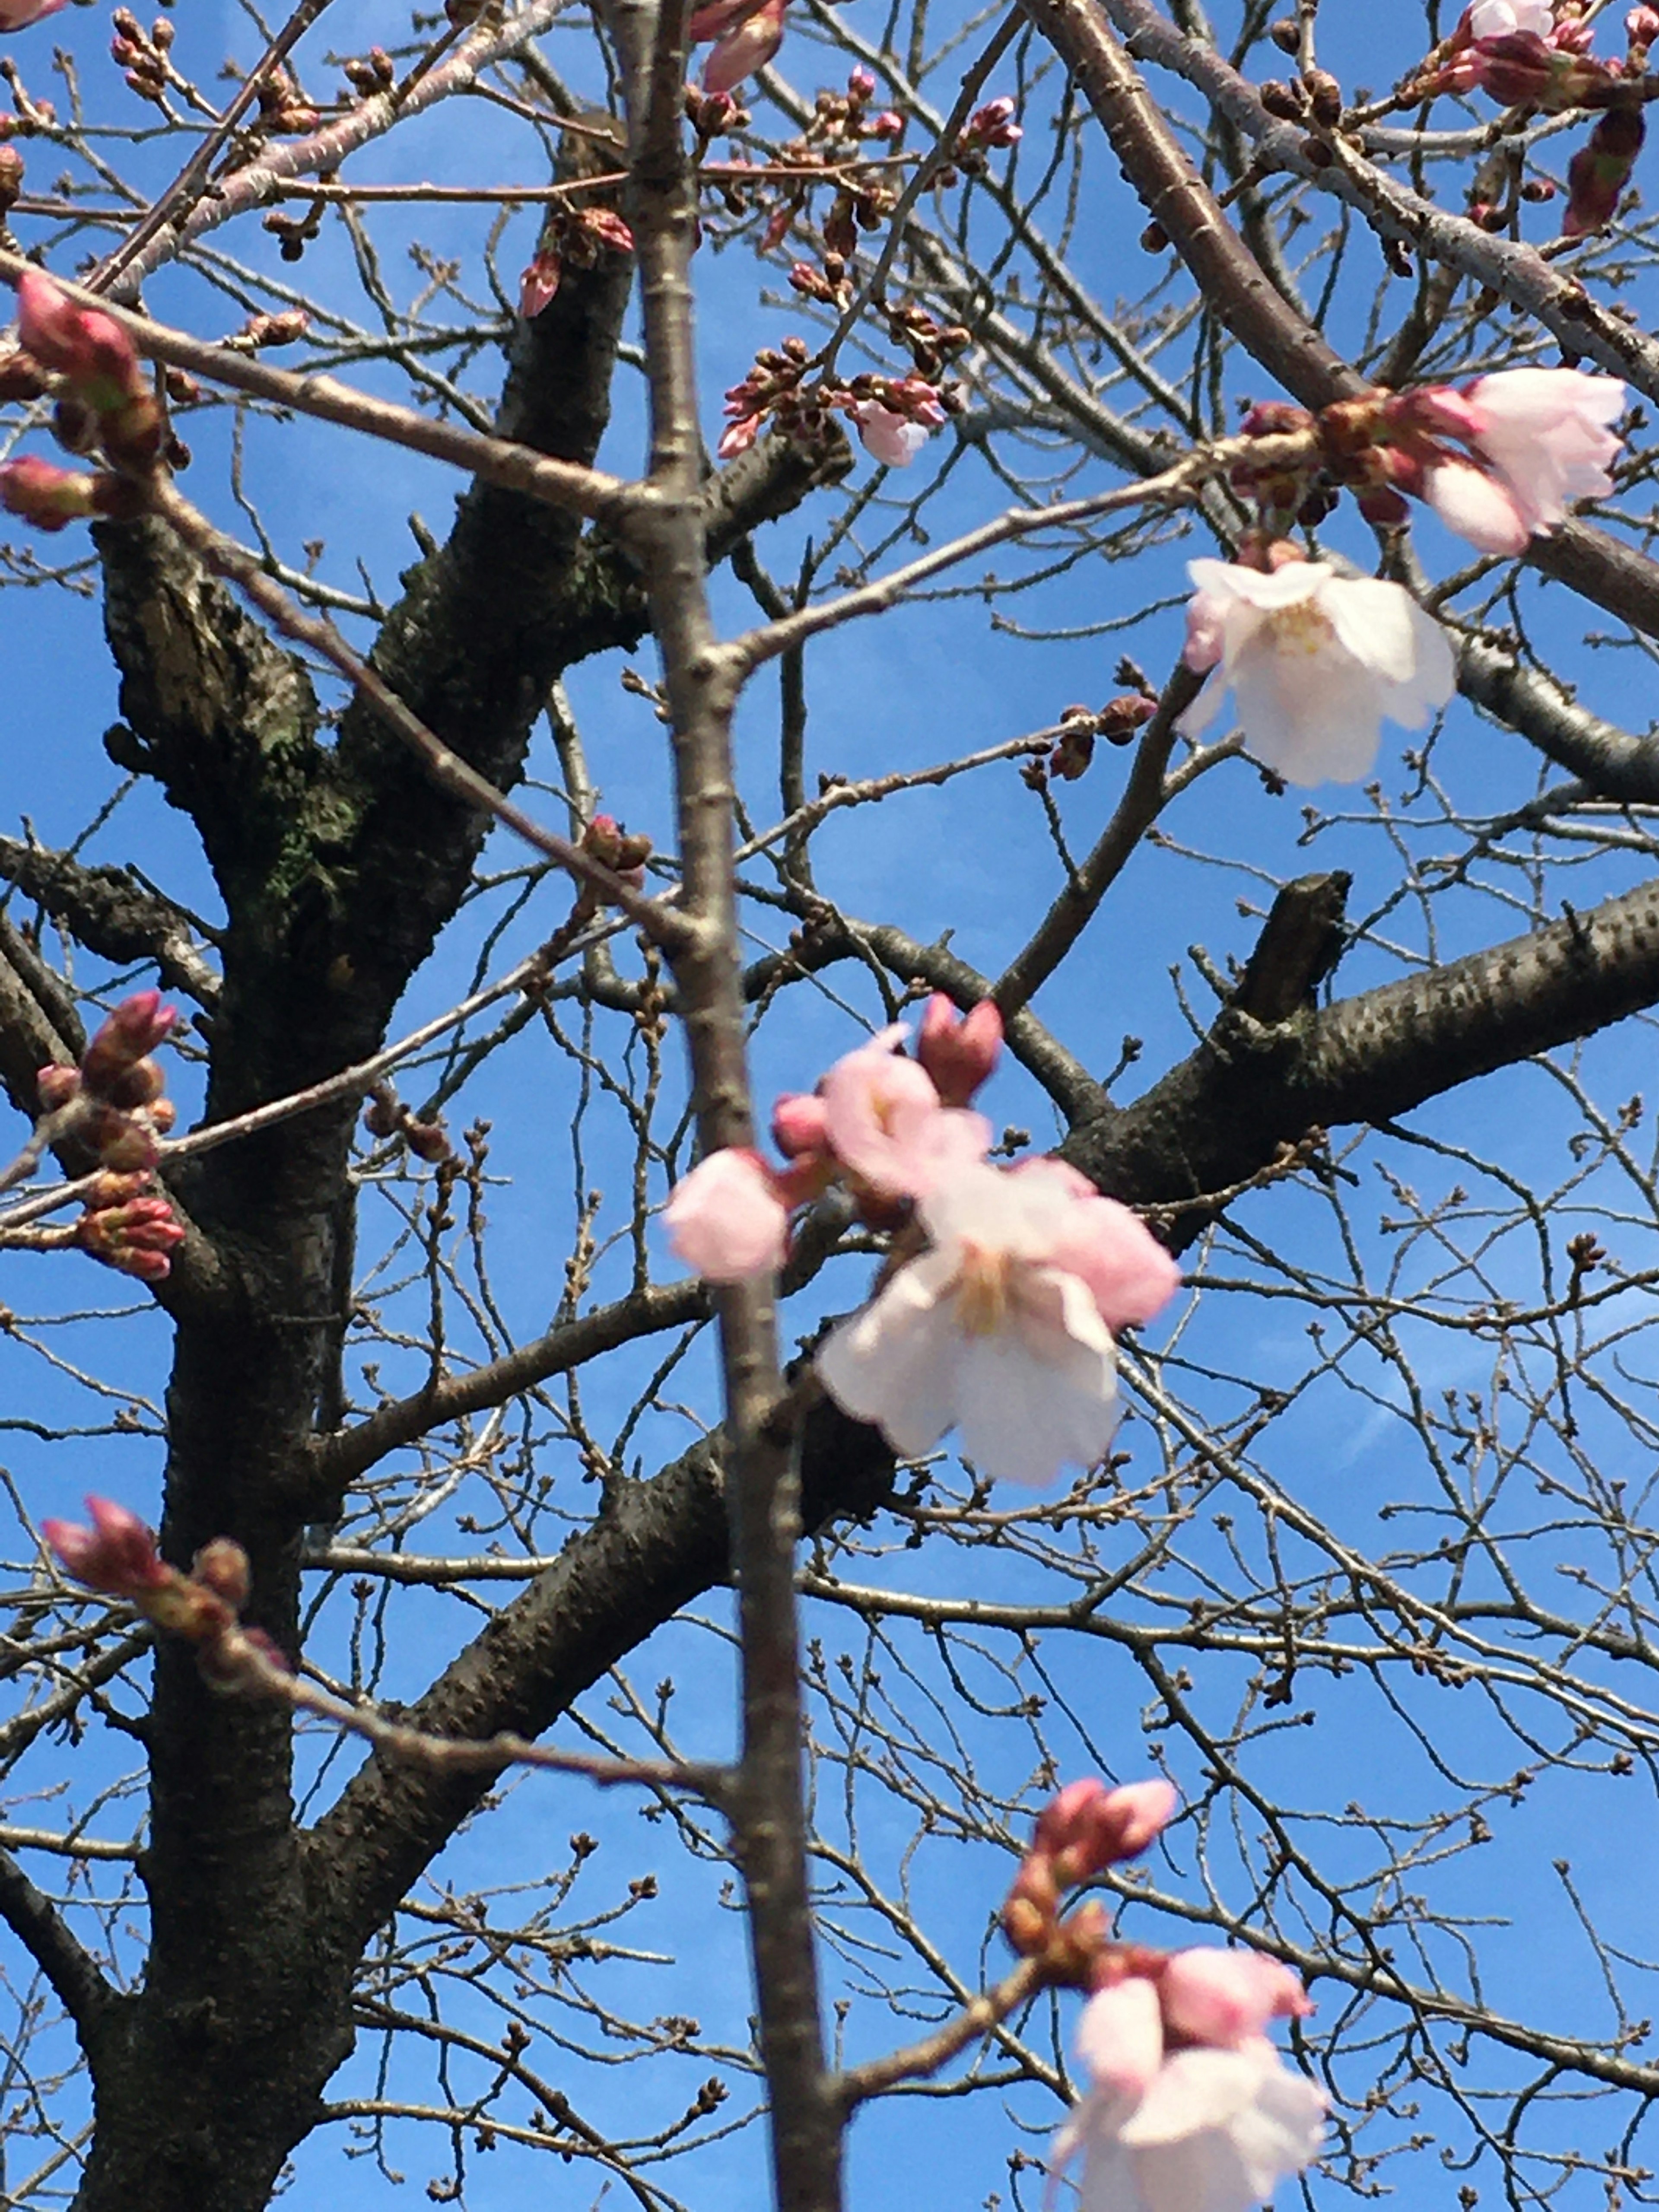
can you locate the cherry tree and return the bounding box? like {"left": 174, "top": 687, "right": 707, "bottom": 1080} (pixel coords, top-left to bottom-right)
{"left": 1, "top": 0, "right": 1658, "bottom": 2209}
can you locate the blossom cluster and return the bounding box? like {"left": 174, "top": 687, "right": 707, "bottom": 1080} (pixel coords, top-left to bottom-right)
{"left": 1179, "top": 365, "right": 1625, "bottom": 786}
{"left": 41, "top": 1496, "right": 288, "bottom": 1688}
{"left": 1, "top": 267, "right": 165, "bottom": 530}
{"left": 665, "top": 1001, "right": 1179, "bottom": 1485}
{"left": 1008, "top": 1780, "right": 1325, "bottom": 2212}
{"left": 1416, "top": 1, "right": 1652, "bottom": 235}
{"left": 37, "top": 992, "right": 185, "bottom": 1281}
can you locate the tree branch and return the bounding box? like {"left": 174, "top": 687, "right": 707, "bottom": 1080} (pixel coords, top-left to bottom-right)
{"left": 0, "top": 1847, "right": 114, "bottom": 2049}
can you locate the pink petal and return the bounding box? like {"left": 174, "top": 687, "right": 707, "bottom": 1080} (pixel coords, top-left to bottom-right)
{"left": 1077, "top": 1980, "right": 1164, "bottom": 2100}
{"left": 664, "top": 1148, "right": 787, "bottom": 1281}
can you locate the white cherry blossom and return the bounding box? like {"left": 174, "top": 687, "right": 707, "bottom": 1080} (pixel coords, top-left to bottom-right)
{"left": 1178, "top": 558, "right": 1455, "bottom": 786}
{"left": 816, "top": 1157, "right": 1176, "bottom": 1485}
{"left": 1056, "top": 2044, "right": 1326, "bottom": 2212}
{"left": 1459, "top": 366, "right": 1624, "bottom": 537}
{"left": 1467, "top": 0, "right": 1551, "bottom": 36}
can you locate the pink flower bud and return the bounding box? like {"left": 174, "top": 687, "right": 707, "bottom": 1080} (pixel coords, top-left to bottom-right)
{"left": 76, "top": 1192, "right": 184, "bottom": 1280}
{"left": 518, "top": 249, "right": 562, "bottom": 318}
{"left": 42, "top": 1496, "right": 169, "bottom": 1596}
{"left": 1157, "top": 1949, "right": 1313, "bottom": 2050}
{"left": 664, "top": 1147, "right": 788, "bottom": 1281}
{"left": 1564, "top": 105, "right": 1645, "bottom": 237}
{"left": 14, "top": 268, "right": 146, "bottom": 413}
{"left": 1035, "top": 1778, "right": 1110, "bottom": 1856}
{"left": 35, "top": 1063, "right": 80, "bottom": 1110}
{"left": 581, "top": 208, "right": 635, "bottom": 255}
{"left": 966, "top": 94, "right": 1021, "bottom": 145}
{"left": 1089, "top": 1778, "right": 1179, "bottom": 1863}
{"left": 1031, "top": 1777, "right": 1178, "bottom": 1884}
{"left": 80, "top": 990, "right": 175, "bottom": 1097}
{"left": 0, "top": 454, "right": 100, "bottom": 531}
{"left": 0, "top": 0, "right": 69, "bottom": 27}
{"left": 771, "top": 1091, "right": 830, "bottom": 1158}
{"left": 916, "top": 993, "right": 1003, "bottom": 1106}
{"left": 849, "top": 63, "right": 877, "bottom": 97}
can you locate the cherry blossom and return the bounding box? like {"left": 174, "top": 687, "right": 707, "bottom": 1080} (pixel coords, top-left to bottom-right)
{"left": 1466, "top": 0, "right": 1551, "bottom": 34}
{"left": 1454, "top": 367, "right": 1624, "bottom": 535}
{"left": 1388, "top": 367, "right": 1625, "bottom": 553}
{"left": 1178, "top": 557, "right": 1455, "bottom": 786}
{"left": 853, "top": 401, "right": 930, "bottom": 468}
{"left": 1055, "top": 1951, "right": 1323, "bottom": 2212}
{"left": 818, "top": 1029, "right": 990, "bottom": 1198}
{"left": 664, "top": 1147, "right": 788, "bottom": 1281}
{"left": 816, "top": 1154, "right": 1178, "bottom": 1484}
{"left": 1055, "top": 2042, "right": 1326, "bottom": 2212}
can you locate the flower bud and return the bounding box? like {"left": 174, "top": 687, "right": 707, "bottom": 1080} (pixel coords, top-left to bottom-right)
{"left": 42, "top": 1495, "right": 170, "bottom": 1597}
{"left": 35, "top": 1063, "right": 81, "bottom": 1112}
{"left": 916, "top": 994, "right": 1003, "bottom": 1106}
{"left": 80, "top": 989, "right": 175, "bottom": 1097}
{"left": 1564, "top": 104, "right": 1645, "bottom": 237}
{"left": 771, "top": 1091, "right": 830, "bottom": 1157}
{"left": 192, "top": 1537, "right": 251, "bottom": 1610}
{"left": 15, "top": 269, "right": 149, "bottom": 420}
{"left": 0, "top": 455, "right": 102, "bottom": 532}
{"left": 76, "top": 1191, "right": 184, "bottom": 1279}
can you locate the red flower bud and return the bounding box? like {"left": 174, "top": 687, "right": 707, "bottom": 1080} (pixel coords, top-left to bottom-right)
{"left": 42, "top": 1495, "right": 169, "bottom": 1597}
{"left": 80, "top": 990, "right": 176, "bottom": 1097}
{"left": 0, "top": 454, "right": 102, "bottom": 531}
{"left": 916, "top": 993, "right": 1003, "bottom": 1106}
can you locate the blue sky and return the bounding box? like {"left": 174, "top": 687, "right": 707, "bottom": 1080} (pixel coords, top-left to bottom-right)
{"left": 5, "top": 0, "right": 1659, "bottom": 2206}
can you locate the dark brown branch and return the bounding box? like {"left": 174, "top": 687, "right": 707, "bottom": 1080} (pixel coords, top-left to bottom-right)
{"left": 1065, "top": 867, "right": 1659, "bottom": 1247}
{"left": 0, "top": 1847, "right": 114, "bottom": 2048}
{"left": 0, "top": 836, "right": 220, "bottom": 1007}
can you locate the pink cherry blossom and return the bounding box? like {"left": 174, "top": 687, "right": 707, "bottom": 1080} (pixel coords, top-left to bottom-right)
{"left": 664, "top": 1147, "right": 787, "bottom": 1281}
{"left": 1467, "top": 0, "right": 1551, "bottom": 34}
{"left": 817, "top": 1156, "right": 1166, "bottom": 1483}
{"left": 1077, "top": 1978, "right": 1164, "bottom": 2099}
{"left": 852, "top": 400, "right": 930, "bottom": 468}
{"left": 1459, "top": 366, "right": 1625, "bottom": 537}
{"left": 1423, "top": 456, "right": 1531, "bottom": 555}
{"left": 1010, "top": 1160, "right": 1180, "bottom": 1331}
{"left": 1158, "top": 1951, "right": 1313, "bottom": 2051}
{"left": 1055, "top": 2041, "right": 1326, "bottom": 2212}
{"left": 1178, "top": 558, "right": 1455, "bottom": 787}
{"left": 818, "top": 1030, "right": 989, "bottom": 1197}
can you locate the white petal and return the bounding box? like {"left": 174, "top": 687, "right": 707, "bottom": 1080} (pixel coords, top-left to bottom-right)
{"left": 1229, "top": 641, "right": 1385, "bottom": 787}
{"left": 1424, "top": 461, "right": 1530, "bottom": 555}
{"left": 815, "top": 1260, "right": 960, "bottom": 1457}
{"left": 1319, "top": 575, "right": 1418, "bottom": 684}
{"left": 953, "top": 1277, "right": 1119, "bottom": 1484}
{"left": 1176, "top": 671, "right": 1224, "bottom": 738}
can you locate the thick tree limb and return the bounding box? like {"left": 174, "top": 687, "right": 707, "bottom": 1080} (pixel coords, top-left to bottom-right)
{"left": 0, "top": 836, "right": 221, "bottom": 1007}
{"left": 0, "top": 1847, "right": 114, "bottom": 2047}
